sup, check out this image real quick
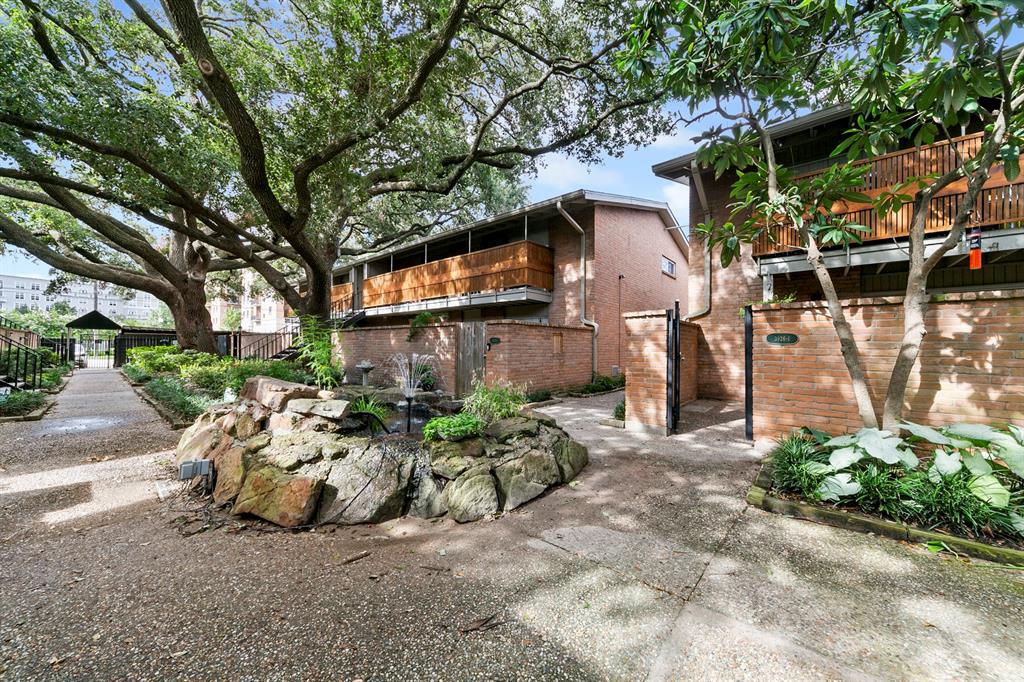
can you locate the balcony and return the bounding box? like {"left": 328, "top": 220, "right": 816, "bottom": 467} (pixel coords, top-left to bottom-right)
{"left": 753, "top": 133, "right": 1024, "bottom": 257}
{"left": 330, "top": 282, "right": 353, "bottom": 316}
{"left": 332, "top": 240, "right": 553, "bottom": 313}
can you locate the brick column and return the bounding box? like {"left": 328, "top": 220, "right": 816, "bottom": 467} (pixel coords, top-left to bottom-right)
{"left": 623, "top": 310, "right": 670, "bottom": 435}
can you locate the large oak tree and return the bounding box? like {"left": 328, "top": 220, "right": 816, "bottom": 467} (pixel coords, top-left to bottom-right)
{"left": 0, "top": 0, "right": 670, "bottom": 346}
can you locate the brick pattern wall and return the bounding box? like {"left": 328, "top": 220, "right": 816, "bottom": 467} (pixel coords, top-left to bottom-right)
{"left": 335, "top": 324, "right": 460, "bottom": 393}
{"left": 593, "top": 205, "right": 688, "bottom": 375}
{"left": 622, "top": 310, "right": 699, "bottom": 434}
{"left": 0, "top": 327, "right": 39, "bottom": 348}
{"left": 547, "top": 206, "right": 594, "bottom": 328}
{"left": 752, "top": 290, "right": 1024, "bottom": 439}
{"left": 484, "top": 322, "right": 593, "bottom": 391}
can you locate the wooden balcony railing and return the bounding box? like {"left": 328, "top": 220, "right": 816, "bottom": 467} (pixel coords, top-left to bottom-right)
{"left": 330, "top": 282, "right": 353, "bottom": 314}
{"left": 360, "top": 240, "right": 553, "bottom": 309}
{"left": 754, "top": 133, "right": 1024, "bottom": 256}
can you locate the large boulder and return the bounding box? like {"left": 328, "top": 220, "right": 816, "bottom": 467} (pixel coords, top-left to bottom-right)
{"left": 231, "top": 467, "right": 323, "bottom": 527}
{"left": 428, "top": 438, "right": 485, "bottom": 480}
{"left": 318, "top": 442, "right": 416, "bottom": 524}
{"left": 287, "top": 398, "right": 352, "bottom": 420}
{"left": 407, "top": 472, "right": 448, "bottom": 519}
{"left": 213, "top": 445, "right": 247, "bottom": 505}
{"left": 492, "top": 448, "right": 561, "bottom": 512}
{"left": 443, "top": 465, "right": 499, "bottom": 522}
{"left": 555, "top": 440, "right": 589, "bottom": 483}
{"left": 175, "top": 422, "right": 223, "bottom": 465}
{"left": 485, "top": 417, "right": 539, "bottom": 443}
{"left": 260, "top": 432, "right": 355, "bottom": 471}
{"left": 240, "top": 376, "right": 319, "bottom": 413}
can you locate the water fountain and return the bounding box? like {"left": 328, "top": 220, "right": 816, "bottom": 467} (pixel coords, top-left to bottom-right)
{"left": 388, "top": 353, "right": 439, "bottom": 433}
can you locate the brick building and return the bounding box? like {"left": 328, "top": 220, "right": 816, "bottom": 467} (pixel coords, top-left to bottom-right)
{"left": 330, "top": 190, "right": 688, "bottom": 393}
{"left": 649, "top": 105, "right": 1024, "bottom": 437}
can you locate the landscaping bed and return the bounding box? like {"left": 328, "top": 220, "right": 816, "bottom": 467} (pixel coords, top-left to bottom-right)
{"left": 0, "top": 390, "right": 53, "bottom": 422}
{"left": 752, "top": 425, "right": 1024, "bottom": 564}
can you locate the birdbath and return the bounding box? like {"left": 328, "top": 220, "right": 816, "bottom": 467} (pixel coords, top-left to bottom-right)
{"left": 355, "top": 360, "right": 375, "bottom": 386}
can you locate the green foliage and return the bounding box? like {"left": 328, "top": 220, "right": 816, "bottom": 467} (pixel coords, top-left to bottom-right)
{"left": 526, "top": 388, "right": 553, "bottom": 403}
{"left": 179, "top": 363, "right": 232, "bottom": 397}
{"left": 613, "top": 399, "right": 625, "bottom": 421}
{"left": 295, "top": 317, "right": 342, "bottom": 389}
{"left": 407, "top": 312, "right": 440, "bottom": 342}
{"left": 222, "top": 360, "right": 310, "bottom": 393}
{"left": 222, "top": 308, "right": 242, "bottom": 332}
{"left": 573, "top": 373, "right": 626, "bottom": 395}
{"left": 143, "top": 377, "right": 215, "bottom": 421}
{"left": 770, "top": 421, "right": 1024, "bottom": 542}
{"left": 415, "top": 364, "right": 437, "bottom": 391}
{"left": 0, "top": 390, "right": 46, "bottom": 416}
{"left": 39, "top": 364, "right": 70, "bottom": 389}
{"left": 2, "top": 305, "right": 77, "bottom": 337}
{"left": 423, "top": 413, "right": 486, "bottom": 442}
{"left": 351, "top": 394, "right": 390, "bottom": 423}
{"left": 121, "top": 363, "right": 151, "bottom": 384}
{"left": 462, "top": 381, "right": 526, "bottom": 424}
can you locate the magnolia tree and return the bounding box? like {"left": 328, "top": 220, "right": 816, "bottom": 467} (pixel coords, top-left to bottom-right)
{"left": 0, "top": 0, "right": 670, "bottom": 350}
{"left": 622, "top": 0, "right": 1024, "bottom": 430}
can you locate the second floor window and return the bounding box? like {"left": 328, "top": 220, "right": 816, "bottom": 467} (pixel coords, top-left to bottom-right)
{"left": 661, "top": 256, "right": 676, "bottom": 277}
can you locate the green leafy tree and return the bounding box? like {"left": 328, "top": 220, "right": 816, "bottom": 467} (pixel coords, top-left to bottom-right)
{"left": 622, "top": 0, "right": 1024, "bottom": 429}
{"left": 222, "top": 307, "right": 242, "bottom": 332}
{"left": 0, "top": 0, "right": 670, "bottom": 333}
{"left": 5, "top": 300, "right": 76, "bottom": 336}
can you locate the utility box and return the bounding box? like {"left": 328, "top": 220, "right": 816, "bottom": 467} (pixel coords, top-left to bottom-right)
{"left": 178, "top": 459, "right": 212, "bottom": 480}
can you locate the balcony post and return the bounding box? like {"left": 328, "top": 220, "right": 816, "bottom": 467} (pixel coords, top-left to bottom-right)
{"left": 762, "top": 273, "right": 774, "bottom": 300}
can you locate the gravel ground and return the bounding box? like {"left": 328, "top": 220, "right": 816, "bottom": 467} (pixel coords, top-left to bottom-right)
{"left": 2, "top": 383, "right": 1023, "bottom": 680}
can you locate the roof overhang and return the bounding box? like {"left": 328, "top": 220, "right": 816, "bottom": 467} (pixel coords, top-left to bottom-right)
{"left": 758, "top": 227, "right": 1024, "bottom": 275}
{"left": 361, "top": 286, "right": 553, "bottom": 317}
{"left": 652, "top": 104, "right": 854, "bottom": 184}
{"left": 65, "top": 310, "right": 122, "bottom": 331}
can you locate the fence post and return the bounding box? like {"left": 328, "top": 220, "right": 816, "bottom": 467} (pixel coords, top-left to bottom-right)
{"left": 744, "top": 305, "right": 753, "bottom": 441}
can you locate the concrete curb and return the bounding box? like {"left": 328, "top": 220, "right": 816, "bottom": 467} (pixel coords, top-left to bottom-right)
{"left": 747, "top": 460, "right": 1024, "bottom": 566}
{"left": 120, "top": 371, "right": 191, "bottom": 430}
{"left": 561, "top": 387, "right": 625, "bottom": 399}
{"left": 0, "top": 397, "right": 56, "bottom": 423}
{"left": 599, "top": 418, "right": 625, "bottom": 428}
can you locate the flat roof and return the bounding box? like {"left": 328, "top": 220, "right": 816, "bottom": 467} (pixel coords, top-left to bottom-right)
{"left": 335, "top": 189, "right": 685, "bottom": 273}
{"left": 651, "top": 104, "right": 853, "bottom": 183}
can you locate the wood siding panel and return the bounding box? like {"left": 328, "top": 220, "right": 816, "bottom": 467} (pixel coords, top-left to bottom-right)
{"left": 361, "top": 241, "right": 554, "bottom": 308}
{"left": 754, "top": 133, "right": 1024, "bottom": 256}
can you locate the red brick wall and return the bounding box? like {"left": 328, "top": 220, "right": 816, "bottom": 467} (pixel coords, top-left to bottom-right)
{"left": 547, "top": 206, "right": 594, "bottom": 328}
{"left": 593, "top": 205, "right": 688, "bottom": 375}
{"left": 335, "top": 324, "right": 459, "bottom": 393}
{"left": 752, "top": 290, "right": 1024, "bottom": 439}
{"left": 484, "top": 322, "right": 593, "bottom": 391}
{"left": 622, "top": 310, "right": 698, "bottom": 434}
{"left": 0, "top": 327, "right": 39, "bottom": 348}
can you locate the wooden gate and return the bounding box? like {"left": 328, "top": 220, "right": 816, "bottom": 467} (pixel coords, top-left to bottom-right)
{"left": 455, "top": 322, "right": 486, "bottom": 397}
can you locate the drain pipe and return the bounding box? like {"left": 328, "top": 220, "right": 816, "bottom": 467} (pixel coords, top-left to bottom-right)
{"left": 686, "top": 159, "right": 713, "bottom": 321}
{"left": 556, "top": 201, "right": 599, "bottom": 378}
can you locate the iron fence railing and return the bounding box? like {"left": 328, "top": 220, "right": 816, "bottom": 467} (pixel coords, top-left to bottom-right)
{"left": 0, "top": 333, "right": 43, "bottom": 391}
{"left": 39, "top": 335, "right": 74, "bottom": 365}
{"left": 235, "top": 321, "right": 299, "bottom": 360}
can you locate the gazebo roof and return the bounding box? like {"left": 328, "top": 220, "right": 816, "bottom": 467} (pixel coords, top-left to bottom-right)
{"left": 65, "top": 310, "right": 122, "bottom": 331}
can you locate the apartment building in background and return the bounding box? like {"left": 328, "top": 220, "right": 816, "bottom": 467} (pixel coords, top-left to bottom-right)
{"left": 0, "top": 274, "right": 163, "bottom": 322}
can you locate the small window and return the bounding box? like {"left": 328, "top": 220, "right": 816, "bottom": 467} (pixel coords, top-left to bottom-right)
{"left": 661, "top": 256, "right": 676, "bottom": 277}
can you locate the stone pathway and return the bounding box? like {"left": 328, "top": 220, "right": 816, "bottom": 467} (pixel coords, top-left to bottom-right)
{"left": 1, "top": 386, "right": 1022, "bottom": 680}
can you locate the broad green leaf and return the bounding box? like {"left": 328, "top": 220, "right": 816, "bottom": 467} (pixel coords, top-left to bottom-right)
{"left": 946, "top": 423, "right": 1016, "bottom": 448}
{"left": 828, "top": 446, "right": 862, "bottom": 470}
{"left": 1007, "top": 424, "right": 1024, "bottom": 447}
{"left": 1009, "top": 512, "right": 1024, "bottom": 537}
{"left": 803, "top": 461, "right": 834, "bottom": 476}
{"left": 856, "top": 428, "right": 904, "bottom": 465}
{"left": 962, "top": 453, "right": 993, "bottom": 476}
{"left": 897, "top": 448, "right": 920, "bottom": 470}
{"left": 996, "top": 446, "right": 1024, "bottom": 480}
{"left": 818, "top": 473, "right": 862, "bottom": 502}
{"left": 932, "top": 449, "right": 962, "bottom": 477}
{"left": 969, "top": 474, "right": 1010, "bottom": 508}
{"left": 900, "top": 421, "right": 952, "bottom": 445}
{"left": 824, "top": 434, "right": 858, "bottom": 448}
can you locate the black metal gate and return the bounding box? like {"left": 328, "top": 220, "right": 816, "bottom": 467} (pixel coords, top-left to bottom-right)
{"left": 665, "top": 300, "right": 682, "bottom": 434}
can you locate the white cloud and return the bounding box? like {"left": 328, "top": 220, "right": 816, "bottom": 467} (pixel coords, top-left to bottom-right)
{"left": 661, "top": 182, "right": 690, "bottom": 227}
{"left": 650, "top": 126, "right": 702, "bottom": 151}
{"left": 532, "top": 154, "right": 626, "bottom": 194}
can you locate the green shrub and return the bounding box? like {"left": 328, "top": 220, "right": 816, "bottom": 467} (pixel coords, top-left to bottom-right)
{"left": 295, "top": 317, "right": 343, "bottom": 388}
{"left": 0, "top": 390, "right": 46, "bottom": 416}
{"left": 613, "top": 399, "right": 625, "bottom": 421}
{"left": 416, "top": 363, "right": 437, "bottom": 391}
{"left": 37, "top": 348, "right": 59, "bottom": 367}
{"left": 573, "top": 373, "right": 626, "bottom": 395}
{"left": 180, "top": 362, "right": 232, "bottom": 397}
{"left": 126, "top": 345, "right": 181, "bottom": 373}
{"left": 770, "top": 433, "right": 832, "bottom": 500}
{"left": 39, "top": 367, "right": 65, "bottom": 389}
{"left": 122, "top": 363, "right": 151, "bottom": 384}
{"left": 462, "top": 380, "right": 526, "bottom": 423}
{"left": 526, "top": 388, "right": 552, "bottom": 403}
{"left": 351, "top": 394, "right": 390, "bottom": 423}
{"left": 224, "top": 359, "right": 310, "bottom": 392}
{"left": 144, "top": 376, "right": 215, "bottom": 421}
{"left": 423, "top": 412, "right": 486, "bottom": 442}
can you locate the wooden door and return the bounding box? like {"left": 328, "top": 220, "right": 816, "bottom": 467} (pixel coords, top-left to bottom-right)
{"left": 456, "top": 322, "right": 486, "bottom": 397}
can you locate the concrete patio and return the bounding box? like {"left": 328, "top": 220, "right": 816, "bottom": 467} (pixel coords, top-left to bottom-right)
{"left": 1, "top": 374, "right": 1022, "bottom": 680}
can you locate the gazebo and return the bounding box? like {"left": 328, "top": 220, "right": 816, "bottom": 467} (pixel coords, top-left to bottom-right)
{"left": 64, "top": 310, "right": 122, "bottom": 369}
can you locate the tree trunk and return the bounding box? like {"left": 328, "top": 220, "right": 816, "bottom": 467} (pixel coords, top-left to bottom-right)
{"left": 804, "top": 238, "right": 880, "bottom": 428}
{"left": 301, "top": 262, "right": 333, "bottom": 323}
{"left": 169, "top": 280, "right": 217, "bottom": 353}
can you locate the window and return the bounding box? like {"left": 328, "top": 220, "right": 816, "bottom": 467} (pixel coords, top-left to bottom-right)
{"left": 31, "top": 283, "right": 40, "bottom": 290}
{"left": 661, "top": 256, "right": 676, "bottom": 277}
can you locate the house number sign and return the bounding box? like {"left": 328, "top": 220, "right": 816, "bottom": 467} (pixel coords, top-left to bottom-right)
{"left": 766, "top": 333, "right": 799, "bottom": 345}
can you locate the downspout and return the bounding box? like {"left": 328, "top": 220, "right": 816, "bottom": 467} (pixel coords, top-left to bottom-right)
{"left": 556, "top": 201, "right": 599, "bottom": 378}
{"left": 686, "top": 159, "right": 713, "bottom": 320}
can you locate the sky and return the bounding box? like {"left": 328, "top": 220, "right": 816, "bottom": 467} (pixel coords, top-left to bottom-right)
{"left": 0, "top": 123, "right": 696, "bottom": 279}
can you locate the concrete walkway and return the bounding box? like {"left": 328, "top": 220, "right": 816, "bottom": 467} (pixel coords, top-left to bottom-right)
{"left": 1, "top": 386, "right": 1022, "bottom": 680}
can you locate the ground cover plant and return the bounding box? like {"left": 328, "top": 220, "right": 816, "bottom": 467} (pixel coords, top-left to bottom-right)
{"left": 122, "top": 345, "right": 311, "bottom": 420}
{"left": 572, "top": 373, "right": 625, "bottom": 395}
{"left": 351, "top": 395, "right": 390, "bottom": 424}
{"left": 462, "top": 381, "right": 526, "bottom": 423}
{"left": 0, "top": 390, "right": 46, "bottom": 417}
{"left": 423, "top": 412, "right": 486, "bottom": 442}
{"left": 769, "top": 422, "right": 1024, "bottom": 545}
